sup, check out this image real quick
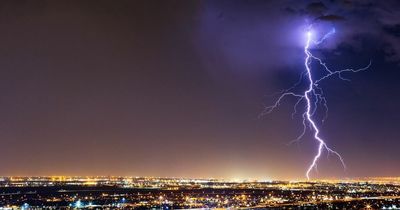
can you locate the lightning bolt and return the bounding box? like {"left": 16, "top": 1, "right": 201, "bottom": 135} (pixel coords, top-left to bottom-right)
{"left": 261, "top": 28, "right": 371, "bottom": 180}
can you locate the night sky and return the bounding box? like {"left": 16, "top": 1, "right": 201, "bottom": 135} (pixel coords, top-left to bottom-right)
{"left": 0, "top": 0, "right": 399, "bottom": 180}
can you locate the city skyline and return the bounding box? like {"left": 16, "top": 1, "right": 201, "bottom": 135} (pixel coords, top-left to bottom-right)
{"left": 0, "top": 0, "right": 399, "bottom": 180}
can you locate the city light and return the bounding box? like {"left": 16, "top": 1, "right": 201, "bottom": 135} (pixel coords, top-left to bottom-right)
{"left": 0, "top": 176, "right": 399, "bottom": 209}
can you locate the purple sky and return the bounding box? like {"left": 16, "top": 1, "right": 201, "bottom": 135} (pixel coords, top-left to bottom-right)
{"left": 0, "top": 0, "right": 399, "bottom": 180}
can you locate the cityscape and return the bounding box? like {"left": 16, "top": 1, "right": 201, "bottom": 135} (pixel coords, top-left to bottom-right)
{"left": 0, "top": 176, "right": 400, "bottom": 209}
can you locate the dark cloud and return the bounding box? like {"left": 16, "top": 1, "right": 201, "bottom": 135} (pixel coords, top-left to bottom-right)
{"left": 316, "top": 14, "right": 345, "bottom": 22}
{"left": 306, "top": 0, "right": 400, "bottom": 62}
{"left": 273, "top": 0, "right": 400, "bottom": 62}
{"left": 306, "top": 2, "right": 328, "bottom": 16}
{"left": 196, "top": 0, "right": 400, "bottom": 74}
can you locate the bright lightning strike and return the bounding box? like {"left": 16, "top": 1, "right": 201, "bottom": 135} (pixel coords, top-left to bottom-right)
{"left": 261, "top": 28, "right": 371, "bottom": 180}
